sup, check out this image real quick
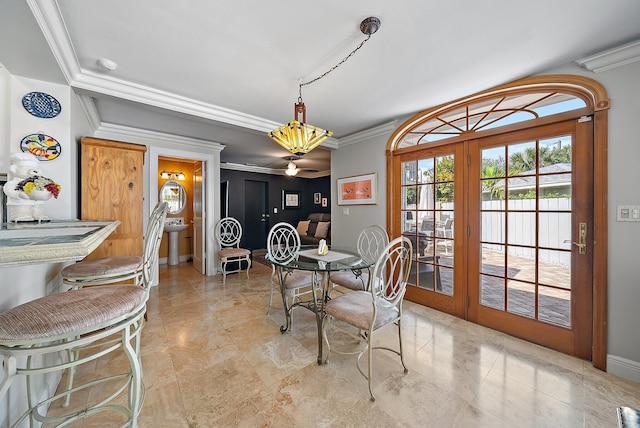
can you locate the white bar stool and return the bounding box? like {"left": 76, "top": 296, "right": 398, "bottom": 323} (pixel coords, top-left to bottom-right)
{"left": 0, "top": 202, "right": 167, "bottom": 426}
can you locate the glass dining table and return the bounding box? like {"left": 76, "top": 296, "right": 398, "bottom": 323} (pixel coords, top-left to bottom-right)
{"left": 266, "top": 245, "right": 375, "bottom": 364}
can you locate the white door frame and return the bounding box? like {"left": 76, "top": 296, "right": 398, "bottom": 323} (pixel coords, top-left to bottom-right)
{"left": 148, "top": 146, "right": 221, "bottom": 282}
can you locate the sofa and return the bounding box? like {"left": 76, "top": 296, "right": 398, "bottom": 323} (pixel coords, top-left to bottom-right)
{"left": 296, "top": 213, "right": 331, "bottom": 246}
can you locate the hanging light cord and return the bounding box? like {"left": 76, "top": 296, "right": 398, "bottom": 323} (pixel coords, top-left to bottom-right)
{"left": 298, "top": 33, "right": 372, "bottom": 102}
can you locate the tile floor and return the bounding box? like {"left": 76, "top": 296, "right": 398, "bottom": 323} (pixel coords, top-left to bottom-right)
{"left": 48, "top": 261, "right": 640, "bottom": 427}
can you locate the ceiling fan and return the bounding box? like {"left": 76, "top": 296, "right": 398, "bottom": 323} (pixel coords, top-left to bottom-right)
{"left": 281, "top": 156, "right": 317, "bottom": 176}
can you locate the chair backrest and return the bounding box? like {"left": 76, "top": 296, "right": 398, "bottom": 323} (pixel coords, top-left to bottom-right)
{"left": 215, "top": 217, "right": 243, "bottom": 249}
{"left": 266, "top": 222, "right": 301, "bottom": 265}
{"left": 357, "top": 225, "right": 389, "bottom": 264}
{"left": 142, "top": 202, "right": 169, "bottom": 288}
{"left": 370, "top": 236, "right": 412, "bottom": 309}
{"left": 444, "top": 218, "right": 454, "bottom": 230}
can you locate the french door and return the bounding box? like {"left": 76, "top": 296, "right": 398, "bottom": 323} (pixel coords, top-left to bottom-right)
{"left": 401, "top": 118, "right": 594, "bottom": 358}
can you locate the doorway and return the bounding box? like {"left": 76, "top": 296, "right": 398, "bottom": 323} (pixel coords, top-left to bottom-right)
{"left": 149, "top": 144, "right": 220, "bottom": 278}
{"left": 244, "top": 180, "right": 269, "bottom": 251}
{"left": 401, "top": 119, "right": 593, "bottom": 358}
{"left": 388, "top": 75, "right": 609, "bottom": 365}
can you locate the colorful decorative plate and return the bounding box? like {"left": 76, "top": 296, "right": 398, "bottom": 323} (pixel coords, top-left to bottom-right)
{"left": 20, "top": 133, "right": 62, "bottom": 161}
{"left": 21, "top": 92, "right": 62, "bottom": 118}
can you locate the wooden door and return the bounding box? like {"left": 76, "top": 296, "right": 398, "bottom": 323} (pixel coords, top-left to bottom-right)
{"left": 80, "top": 137, "right": 146, "bottom": 260}
{"left": 193, "top": 162, "right": 205, "bottom": 274}
{"left": 467, "top": 119, "right": 594, "bottom": 358}
{"left": 400, "top": 119, "right": 594, "bottom": 358}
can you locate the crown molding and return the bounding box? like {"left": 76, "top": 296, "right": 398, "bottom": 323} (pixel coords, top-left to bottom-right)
{"left": 27, "top": 0, "right": 81, "bottom": 84}
{"left": 95, "top": 123, "right": 224, "bottom": 153}
{"left": 75, "top": 93, "right": 101, "bottom": 130}
{"left": 339, "top": 121, "right": 398, "bottom": 147}
{"left": 576, "top": 39, "right": 640, "bottom": 73}
{"left": 73, "top": 71, "right": 284, "bottom": 134}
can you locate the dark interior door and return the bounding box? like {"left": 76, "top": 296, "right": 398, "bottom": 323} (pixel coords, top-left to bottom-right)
{"left": 244, "top": 180, "right": 269, "bottom": 250}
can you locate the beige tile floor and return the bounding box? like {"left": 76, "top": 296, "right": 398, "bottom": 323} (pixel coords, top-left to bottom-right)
{"left": 47, "top": 261, "right": 640, "bottom": 427}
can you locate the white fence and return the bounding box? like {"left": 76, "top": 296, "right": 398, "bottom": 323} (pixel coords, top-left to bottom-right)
{"left": 479, "top": 198, "right": 572, "bottom": 267}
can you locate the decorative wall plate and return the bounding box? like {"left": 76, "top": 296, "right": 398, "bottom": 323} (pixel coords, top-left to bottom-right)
{"left": 20, "top": 133, "right": 62, "bottom": 161}
{"left": 21, "top": 92, "right": 62, "bottom": 118}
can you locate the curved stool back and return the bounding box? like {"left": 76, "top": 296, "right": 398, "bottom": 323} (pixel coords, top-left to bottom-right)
{"left": 61, "top": 201, "right": 169, "bottom": 289}
{"left": 0, "top": 203, "right": 168, "bottom": 426}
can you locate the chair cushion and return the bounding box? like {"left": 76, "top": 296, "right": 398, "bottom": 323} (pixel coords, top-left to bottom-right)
{"left": 330, "top": 271, "right": 369, "bottom": 291}
{"left": 218, "top": 248, "right": 251, "bottom": 258}
{"left": 325, "top": 291, "right": 399, "bottom": 331}
{"left": 272, "top": 270, "right": 322, "bottom": 289}
{"left": 0, "top": 286, "right": 147, "bottom": 343}
{"left": 314, "top": 221, "right": 330, "bottom": 239}
{"left": 62, "top": 256, "right": 142, "bottom": 279}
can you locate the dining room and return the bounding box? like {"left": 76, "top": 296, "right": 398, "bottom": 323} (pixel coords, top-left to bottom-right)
{"left": 43, "top": 260, "right": 640, "bottom": 426}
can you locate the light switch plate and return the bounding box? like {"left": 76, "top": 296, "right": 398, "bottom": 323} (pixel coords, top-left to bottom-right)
{"left": 617, "top": 205, "right": 640, "bottom": 222}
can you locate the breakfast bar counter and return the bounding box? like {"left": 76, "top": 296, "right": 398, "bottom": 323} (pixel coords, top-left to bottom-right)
{"left": 0, "top": 220, "right": 120, "bottom": 267}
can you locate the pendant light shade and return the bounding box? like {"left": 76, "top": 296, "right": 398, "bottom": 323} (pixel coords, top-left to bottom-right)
{"left": 268, "top": 101, "right": 333, "bottom": 156}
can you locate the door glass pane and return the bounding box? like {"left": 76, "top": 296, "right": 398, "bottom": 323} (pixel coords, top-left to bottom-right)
{"left": 507, "top": 141, "right": 536, "bottom": 176}
{"left": 538, "top": 250, "right": 571, "bottom": 289}
{"left": 481, "top": 212, "right": 505, "bottom": 243}
{"left": 507, "top": 212, "right": 535, "bottom": 246}
{"left": 539, "top": 212, "right": 572, "bottom": 249}
{"left": 406, "top": 153, "right": 455, "bottom": 297}
{"left": 538, "top": 286, "right": 571, "bottom": 328}
{"left": 480, "top": 274, "right": 504, "bottom": 310}
{"left": 507, "top": 251, "right": 536, "bottom": 283}
{"left": 479, "top": 133, "right": 573, "bottom": 329}
{"left": 439, "top": 266, "right": 453, "bottom": 296}
{"left": 418, "top": 158, "right": 435, "bottom": 183}
{"left": 507, "top": 280, "right": 535, "bottom": 319}
{"left": 481, "top": 245, "right": 505, "bottom": 276}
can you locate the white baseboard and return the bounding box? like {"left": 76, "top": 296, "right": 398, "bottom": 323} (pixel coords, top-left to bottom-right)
{"left": 159, "top": 255, "right": 191, "bottom": 265}
{"left": 607, "top": 354, "right": 640, "bottom": 382}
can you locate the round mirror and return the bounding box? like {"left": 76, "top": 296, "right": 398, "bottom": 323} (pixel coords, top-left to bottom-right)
{"left": 159, "top": 180, "right": 187, "bottom": 214}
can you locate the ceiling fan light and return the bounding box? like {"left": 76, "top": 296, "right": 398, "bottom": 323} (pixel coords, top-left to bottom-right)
{"left": 285, "top": 161, "right": 299, "bottom": 176}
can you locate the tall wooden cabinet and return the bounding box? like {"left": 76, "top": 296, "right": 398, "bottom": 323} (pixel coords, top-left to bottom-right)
{"left": 80, "top": 137, "right": 147, "bottom": 260}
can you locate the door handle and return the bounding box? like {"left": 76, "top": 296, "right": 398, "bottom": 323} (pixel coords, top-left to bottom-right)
{"left": 563, "top": 222, "right": 587, "bottom": 255}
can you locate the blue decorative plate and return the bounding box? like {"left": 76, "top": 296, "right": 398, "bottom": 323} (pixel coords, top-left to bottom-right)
{"left": 20, "top": 133, "right": 62, "bottom": 161}
{"left": 21, "top": 92, "right": 62, "bottom": 118}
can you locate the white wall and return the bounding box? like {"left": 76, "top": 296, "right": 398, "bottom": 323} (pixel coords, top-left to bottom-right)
{"left": 544, "top": 60, "right": 640, "bottom": 380}
{"left": 330, "top": 126, "right": 393, "bottom": 248}
{"left": 0, "top": 64, "right": 10, "bottom": 171}
{"left": 0, "top": 74, "right": 88, "bottom": 427}
{"left": 8, "top": 76, "right": 73, "bottom": 220}
{"left": 331, "top": 61, "right": 640, "bottom": 381}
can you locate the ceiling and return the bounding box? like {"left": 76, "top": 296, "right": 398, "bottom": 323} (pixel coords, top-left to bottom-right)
{"left": 1, "top": 0, "right": 640, "bottom": 175}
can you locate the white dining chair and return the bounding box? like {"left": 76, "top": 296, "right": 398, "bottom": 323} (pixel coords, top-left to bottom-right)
{"left": 214, "top": 217, "right": 252, "bottom": 284}
{"left": 266, "top": 222, "right": 321, "bottom": 332}
{"left": 322, "top": 235, "right": 412, "bottom": 401}
{"left": 329, "top": 225, "right": 388, "bottom": 296}
{"left": 0, "top": 202, "right": 168, "bottom": 426}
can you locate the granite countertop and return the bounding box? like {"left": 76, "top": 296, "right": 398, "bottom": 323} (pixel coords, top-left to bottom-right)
{"left": 0, "top": 220, "right": 120, "bottom": 267}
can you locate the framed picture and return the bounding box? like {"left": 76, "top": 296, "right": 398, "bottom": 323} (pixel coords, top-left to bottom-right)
{"left": 313, "top": 192, "right": 321, "bottom": 204}
{"left": 337, "top": 173, "right": 377, "bottom": 205}
{"left": 321, "top": 197, "right": 328, "bottom": 207}
{"left": 282, "top": 189, "right": 301, "bottom": 210}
